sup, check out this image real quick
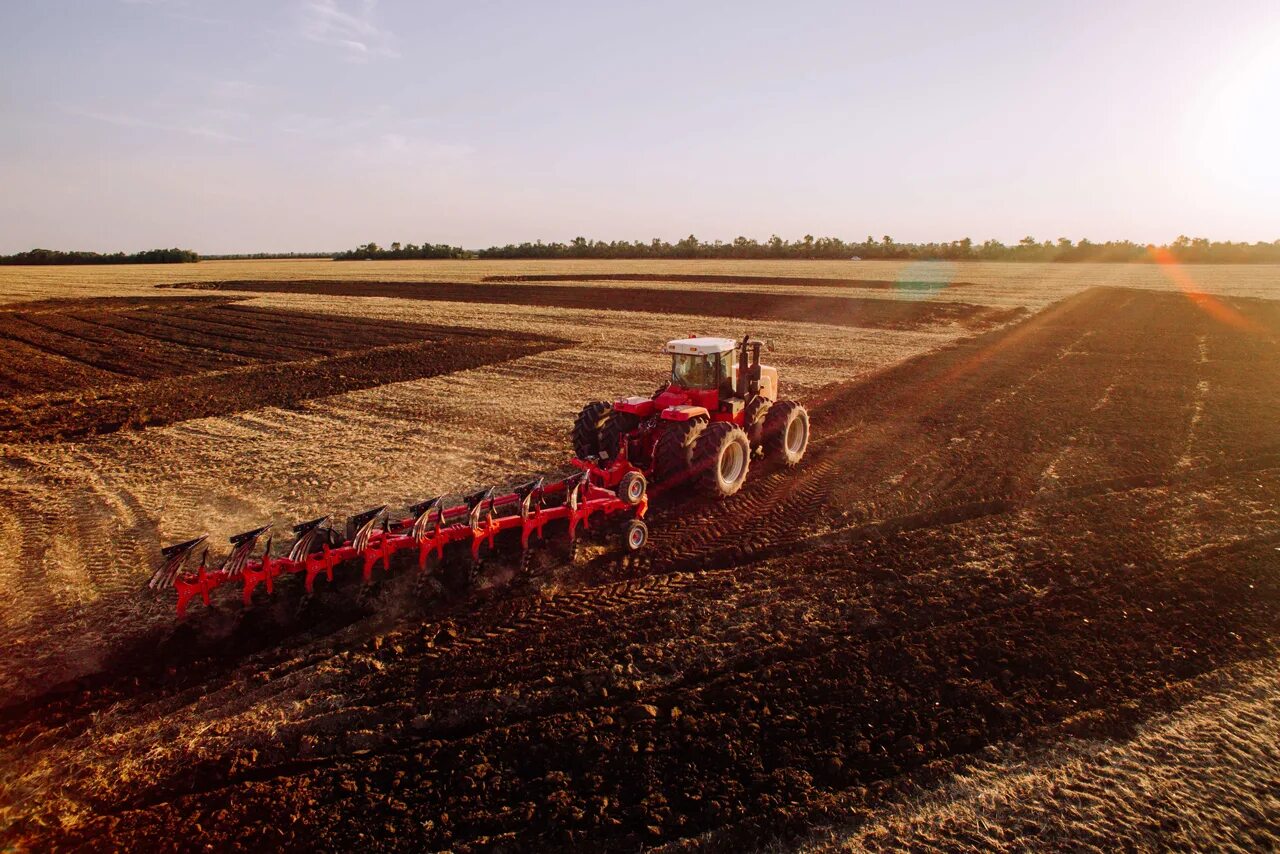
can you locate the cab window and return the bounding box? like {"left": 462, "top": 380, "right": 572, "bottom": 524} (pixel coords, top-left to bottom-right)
{"left": 671, "top": 353, "right": 721, "bottom": 389}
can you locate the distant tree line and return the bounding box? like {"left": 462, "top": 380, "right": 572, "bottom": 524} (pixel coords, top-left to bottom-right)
{"left": 472, "top": 234, "right": 1280, "bottom": 263}
{"left": 334, "top": 234, "right": 1280, "bottom": 264}
{"left": 203, "top": 252, "right": 334, "bottom": 260}
{"left": 333, "top": 242, "right": 469, "bottom": 261}
{"left": 8, "top": 235, "right": 1278, "bottom": 266}
{"left": 0, "top": 247, "right": 199, "bottom": 265}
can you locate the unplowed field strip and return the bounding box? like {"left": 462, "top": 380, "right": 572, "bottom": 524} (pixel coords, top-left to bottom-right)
{"left": 168, "top": 280, "right": 1024, "bottom": 332}
{"left": 0, "top": 297, "right": 566, "bottom": 442}
{"left": 3, "top": 286, "right": 1278, "bottom": 851}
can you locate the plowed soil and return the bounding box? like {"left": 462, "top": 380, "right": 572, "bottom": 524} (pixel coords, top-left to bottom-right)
{"left": 0, "top": 297, "right": 561, "bottom": 442}
{"left": 480, "top": 273, "right": 978, "bottom": 291}
{"left": 3, "top": 285, "right": 1278, "bottom": 851}
{"left": 169, "top": 279, "right": 1023, "bottom": 332}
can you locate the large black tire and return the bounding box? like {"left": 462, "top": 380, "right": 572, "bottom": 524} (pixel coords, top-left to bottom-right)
{"left": 692, "top": 422, "right": 752, "bottom": 498}
{"left": 743, "top": 396, "right": 771, "bottom": 449}
{"left": 572, "top": 401, "right": 613, "bottom": 459}
{"left": 653, "top": 418, "right": 707, "bottom": 485}
{"left": 599, "top": 411, "right": 640, "bottom": 461}
{"left": 764, "top": 400, "right": 809, "bottom": 466}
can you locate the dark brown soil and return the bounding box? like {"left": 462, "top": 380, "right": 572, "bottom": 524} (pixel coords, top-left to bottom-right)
{"left": 481, "top": 273, "right": 978, "bottom": 291}
{"left": 4, "top": 287, "right": 1279, "bottom": 851}
{"left": 167, "top": 280, "right": 1023, "bottom": 332}
{"left": 0, "top": 297, "right": 563, "bottom": 442}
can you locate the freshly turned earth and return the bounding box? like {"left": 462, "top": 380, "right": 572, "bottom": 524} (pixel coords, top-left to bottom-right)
{"left": 169, "top": 278, "right": 1024, "bottom": 332}
{"left": 0, "top": 296, "right": 561, "bottom": 441}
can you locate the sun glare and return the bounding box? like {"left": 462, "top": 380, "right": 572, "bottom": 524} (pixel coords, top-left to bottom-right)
{"left": 1195, "top": 32, "right": 1280, "bottom": 190}
{"left": 1149, "top": 246, "right": 1265, "bottom": 333}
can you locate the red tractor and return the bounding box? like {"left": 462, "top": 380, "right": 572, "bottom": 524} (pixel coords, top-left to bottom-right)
{"left": 571, "top": 335, "right": 810, "bottom": 511}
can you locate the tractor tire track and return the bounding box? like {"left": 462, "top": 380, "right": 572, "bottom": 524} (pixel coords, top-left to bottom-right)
{"left": 53, "top": 528, "right": 1280, "bottom": 827}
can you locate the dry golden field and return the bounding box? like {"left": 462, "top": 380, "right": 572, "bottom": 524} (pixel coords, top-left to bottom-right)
{"left": 3, "top": 257, "right": 1279, "bottom": 305}
{"left": 0, "top": 259, "right": 1277, "bottom": 850}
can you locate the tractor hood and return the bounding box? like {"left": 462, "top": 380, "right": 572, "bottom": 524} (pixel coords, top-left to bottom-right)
{"left": 655, "top": 388, "right": 692, "bottom": 409}
{"left": 614, "top": 388, "right": 693, "bottom": 417}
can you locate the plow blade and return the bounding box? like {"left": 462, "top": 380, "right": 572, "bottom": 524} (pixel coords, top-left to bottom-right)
{"left": 288, "top": 516, "right": 334, "bottom": 562}
{"left": 349, "top": 506, "right": 390, "bottom": 582}
{"left": 223, "top": 524, "right": 272, "bottom": 579}
{"left": 150, "top": 535, "right": 207, "bottom": 590}
{"left": 409, "top": 497, "right": 446, "bottom": 570}
{"left": 167, "top": 525, "right": 273, "bottom": 616}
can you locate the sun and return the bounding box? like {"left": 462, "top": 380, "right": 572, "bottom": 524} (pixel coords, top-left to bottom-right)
{"left": 1193, "top": 31, "right": 1280, "bottom": 190}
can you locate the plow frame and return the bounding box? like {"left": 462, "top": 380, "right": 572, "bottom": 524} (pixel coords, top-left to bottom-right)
{"left": 155, "top": 458, "right": 649, "bottom": 617}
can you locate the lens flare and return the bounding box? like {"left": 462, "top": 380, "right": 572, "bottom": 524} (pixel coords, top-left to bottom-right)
{"left": 895, "top": 261, "right": 954, "bottom": 301}
{"left": 1148, "top": 247, "right": 1262, "bottom": 333}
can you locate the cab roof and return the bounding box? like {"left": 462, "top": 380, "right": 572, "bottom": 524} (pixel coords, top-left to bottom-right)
{"left": 663, "top": 336, "right": 736, "bottom": 356}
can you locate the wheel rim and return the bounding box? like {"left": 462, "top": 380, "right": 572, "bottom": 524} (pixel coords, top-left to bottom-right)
{"left": 628, "top": 524, "right": 646, "bottom": 549}
{"left": 627, "top": 477, "right": 644, "bottom": 502}
{"left": 785, "top": 416, "right": 807, "bottom": 454}
{"left": 720, "top": 441, "right": 746, "bottom": 485}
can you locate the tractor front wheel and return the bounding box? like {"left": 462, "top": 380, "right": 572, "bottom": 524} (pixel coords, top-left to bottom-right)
{"left": 693, "top": 422, "right": 752, "bottom": 498}
{"left": 764, "top": 400, "right": 809, "bottom": 466}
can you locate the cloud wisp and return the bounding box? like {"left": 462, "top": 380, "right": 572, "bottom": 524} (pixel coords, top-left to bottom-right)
{"left": 64, "top": 107, "right": 244, "bottom": 142}
{"left": 300, "top": 0, "right": 398, "bottom": 61}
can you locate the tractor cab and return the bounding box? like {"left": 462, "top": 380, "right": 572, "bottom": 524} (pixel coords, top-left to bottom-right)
{"left": 654, "top": 336, "right": 778, "bottom": 419}
{"left": 666, "top": 336, "right": 736, "bottom": 392}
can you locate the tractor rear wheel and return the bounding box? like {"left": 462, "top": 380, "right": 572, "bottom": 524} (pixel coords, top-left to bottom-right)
{"left": 572, "top": 401, "right": 613, "bottom": 459}
{"left": 764, "top": 400, "right": 809, "bottom": 465}
{"left": 599, "top": 411, "right": 640, "bottom": 461}
{"left": 692, "top": 422, "right": 752, "bottom": 498}
{"left": 653, "top": 418, "right": 707, "bottom": 486}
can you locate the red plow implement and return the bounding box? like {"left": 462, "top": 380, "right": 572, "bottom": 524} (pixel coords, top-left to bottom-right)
{"left": 151, "top": 466, "right": 650, "bottom": 617}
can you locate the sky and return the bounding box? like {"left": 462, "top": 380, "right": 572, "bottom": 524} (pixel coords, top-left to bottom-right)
{"left": 1, "top": 0, "right": 1277, "bottom": 254}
